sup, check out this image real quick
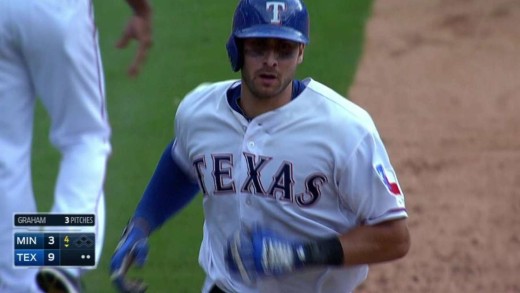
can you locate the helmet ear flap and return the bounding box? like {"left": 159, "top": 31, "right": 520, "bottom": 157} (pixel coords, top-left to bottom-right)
{"left": 226, "top": 36, "right": 242, "bottom": 72}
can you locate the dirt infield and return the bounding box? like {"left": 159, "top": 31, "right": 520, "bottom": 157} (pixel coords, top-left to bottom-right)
{"left": 349, "top": 0, "right": 520, "bottom": 292}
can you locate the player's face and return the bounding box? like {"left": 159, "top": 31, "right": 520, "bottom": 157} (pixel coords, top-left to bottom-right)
{"left": 241, "top": 38, "right": 304, "bottom": 100}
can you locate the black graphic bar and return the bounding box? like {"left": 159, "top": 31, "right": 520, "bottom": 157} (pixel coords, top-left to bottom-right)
{"left": 14, "top": 214, "right": 95, "bottom": 227}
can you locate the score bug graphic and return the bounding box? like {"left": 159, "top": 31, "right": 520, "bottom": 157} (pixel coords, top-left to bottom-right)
{"left": 13, "top": 213, "right": 96, "bottom": 268}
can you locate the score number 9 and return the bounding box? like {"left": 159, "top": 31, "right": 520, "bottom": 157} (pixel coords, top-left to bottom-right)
{"left": 47, "top": 253, "right": 55, "bottom": 262}
{"left": 44, "top": 250, "right": 58, "bottom": 265}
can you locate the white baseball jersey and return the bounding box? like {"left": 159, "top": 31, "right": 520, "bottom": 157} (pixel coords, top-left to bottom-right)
{"left": 172, "top": 78, "right": 407, "bottom": 293}
{"left": 0, "top": 1, "right": 110, "bottom": 291}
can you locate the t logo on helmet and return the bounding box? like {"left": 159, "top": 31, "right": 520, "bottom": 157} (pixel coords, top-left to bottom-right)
{"left": 266, "top": 1, "right": 287, "bottom": 24}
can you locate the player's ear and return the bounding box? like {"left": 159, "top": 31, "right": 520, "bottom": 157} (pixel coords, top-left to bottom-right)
{"left": 297, "top": 44, "right": 305, "bottom": 64}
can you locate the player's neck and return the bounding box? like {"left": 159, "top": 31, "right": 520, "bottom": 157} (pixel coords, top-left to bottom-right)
{"left": 239, "top": 82, "right": 293, "bottom": 119}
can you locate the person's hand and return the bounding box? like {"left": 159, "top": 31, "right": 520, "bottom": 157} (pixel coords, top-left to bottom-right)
{"left": 117, "top": 5, "right": 153, "bottom": 77}
{"left": 225, "top": 226, "right": 305, "bottom": 283}
{"left": 110, "top": 220, "right": 150, "bottom": 293}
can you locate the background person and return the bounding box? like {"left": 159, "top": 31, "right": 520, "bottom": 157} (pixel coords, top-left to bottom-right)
{"left": 0, "top": 0, "right": 152, "bottom": 292}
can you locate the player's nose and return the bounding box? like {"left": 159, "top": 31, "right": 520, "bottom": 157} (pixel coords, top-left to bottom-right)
{"left": 262, "top": 50, "right": 278, "bottom": 67}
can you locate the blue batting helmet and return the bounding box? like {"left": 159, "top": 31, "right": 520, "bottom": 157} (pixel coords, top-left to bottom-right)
{"left": 226, "top": 0, "right": 310, "bottom": 72}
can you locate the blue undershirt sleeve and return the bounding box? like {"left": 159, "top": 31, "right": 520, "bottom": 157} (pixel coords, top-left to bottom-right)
{"left": 133, "top": 140, "right": 200, "bottom": 232}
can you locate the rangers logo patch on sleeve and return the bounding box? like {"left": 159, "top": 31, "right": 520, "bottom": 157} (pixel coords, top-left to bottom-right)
{"left": 375, "top": 164, "right": 402, "bottom": 196}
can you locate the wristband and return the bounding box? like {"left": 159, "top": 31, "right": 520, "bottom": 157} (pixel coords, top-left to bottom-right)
{"left": 301, "top": 237, "right": 344, "bottom": 266}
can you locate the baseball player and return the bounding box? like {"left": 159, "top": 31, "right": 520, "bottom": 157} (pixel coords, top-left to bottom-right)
{"left": 110, "top": 0, "right": 410, "bottom": 292}
{"left": 0, "top": 0, "right": 151, "bottom": 292}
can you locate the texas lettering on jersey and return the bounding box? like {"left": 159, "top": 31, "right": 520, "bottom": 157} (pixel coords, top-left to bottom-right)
{"left": 192, "top": 152, "right": 327, "bottom": 207}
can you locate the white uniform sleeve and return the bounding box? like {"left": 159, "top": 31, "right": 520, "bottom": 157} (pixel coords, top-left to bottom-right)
{"left": 338, "top": 131, "right": 407, "bottom": 226}
{"left": 171, "top": 82, "right": 214, "bottom": 179}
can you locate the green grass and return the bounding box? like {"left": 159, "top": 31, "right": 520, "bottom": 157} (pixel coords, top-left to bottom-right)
{"left": 31, "top": 0, "right": 374, "bottom": 291}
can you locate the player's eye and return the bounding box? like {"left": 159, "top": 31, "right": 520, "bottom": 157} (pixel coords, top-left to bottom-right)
{"left": 244, "top": 43, "right": 268, "bottom": 57}
{"left": 243, "top": 40, "right": 299, "bottom": 60}
{"left": 276, "top": 42, "right": 299, "bottom": 59}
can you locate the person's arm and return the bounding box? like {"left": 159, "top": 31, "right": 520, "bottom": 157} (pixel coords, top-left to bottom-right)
{"left": 110, "top": 140, "right": 200, "bottom": 292}
{"left": 266, "top": 217, "right": 410, "bottom": 268}
{"left": 118, "top": 0, "right": 153, "bottom": 77}
{"left": 126, "top": 0, "right": 151, "bottom": 14}
{"left": 338, "top": 218, "right": 410, "bottom": 265}
{"left": 226, "top": 218, "right": 410, "bottom": 283}
{"left": 131, "top": 140, "right": 200, "bottom": 231}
